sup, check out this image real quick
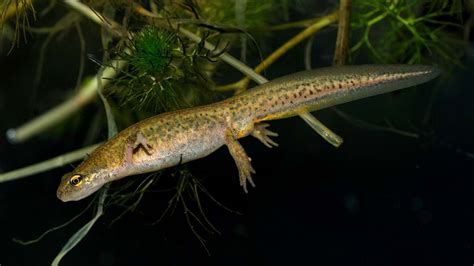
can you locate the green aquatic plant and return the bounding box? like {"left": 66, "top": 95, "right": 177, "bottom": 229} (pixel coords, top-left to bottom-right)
{"left": 127, "top": 26, "right": 175, "bottom": 74}
{"left": 151, "top": 166, "right": 239, "bottom": 254}
{"left": 0, "top": 0, "right": 36, "bottom": 51}
{"left": 350, "top": 0, "right": 463, "bottom": 65}
{"left": 199, "top": 0, "right": 275, "bottom": 28}
{"left": 107, "top": 172, "right": 161, "bottom": 225}
{"left": 105, "top": 165, "right": 238, "bottom": 253}
{"left": 111, "top": 25, "right": 215, "bottom": 112}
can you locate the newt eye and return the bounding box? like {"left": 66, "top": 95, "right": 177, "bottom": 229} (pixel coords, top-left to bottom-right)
{"left": 69, "top": 174, "right": 84, "bottom": 187}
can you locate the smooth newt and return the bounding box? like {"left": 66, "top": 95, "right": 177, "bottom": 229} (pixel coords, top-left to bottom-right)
{"left": 57, "top": 64, "right": 440, "bottom": 202}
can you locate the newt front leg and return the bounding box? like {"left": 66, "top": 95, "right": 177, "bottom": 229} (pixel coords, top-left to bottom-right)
{"left": 123, "top": 131, "right": 154, "bottom": 165}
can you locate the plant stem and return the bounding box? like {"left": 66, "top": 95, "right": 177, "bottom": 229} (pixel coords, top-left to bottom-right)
{"left": 0, "top": 0, "right": 34, "bottom": 23}
{"left": 0, "top": 143, "right": 101, "bottom": 183}
{"left": 51, "top": 183, "right": 108, "bottom": 266}
{"left": 63, "top": 0, "right": 125, "bottom": 37}
{"left": 264, "top": 17, "right": 331, "bottom": 31}
{"left": 6, "top": 58, "right": 127, "bottom": 143}
{"left": 333, "top": 0, "right": 351, "bottom": 66}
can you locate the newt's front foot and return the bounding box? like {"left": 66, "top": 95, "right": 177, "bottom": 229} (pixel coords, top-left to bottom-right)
{"left": 133, "top": 131, "right": 154, "bottom": 155}
{"left": 123, "top": 131, "right": 154, "bottom": 165}
{"left": 225, "top": 131, "right": 256, "bottom": 193}
{"left": 251, "top": 123, "right": 278, "bottom": 148}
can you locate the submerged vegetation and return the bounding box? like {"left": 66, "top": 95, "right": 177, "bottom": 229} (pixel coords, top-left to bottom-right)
{"left": 0, "top": 0, "right": 466, "bottom": 264}
{"left": 350, "top": 0, "right": 463, "bottom": 65}
{"left": 127, "top": 26, "right": 175, "bottom": 75}
{"left": 113, "top": 25, "right": 215, "bottom": 112}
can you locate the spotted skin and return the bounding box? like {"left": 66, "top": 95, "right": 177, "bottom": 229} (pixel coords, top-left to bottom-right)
{"left": 57, "top": 65, "right": 440, "bottom": 201}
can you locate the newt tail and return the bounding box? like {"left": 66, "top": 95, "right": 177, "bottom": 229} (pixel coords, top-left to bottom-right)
{"left": 57, "top": 65, "right": 440, "bottom": 202}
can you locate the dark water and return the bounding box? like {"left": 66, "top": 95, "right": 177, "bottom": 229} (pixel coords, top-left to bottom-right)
{"left": 1, "top": 10, "right": 473, "bottom": 266}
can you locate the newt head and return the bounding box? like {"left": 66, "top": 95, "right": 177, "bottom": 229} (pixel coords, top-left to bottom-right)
{"left": 56, "top": 139, "right": 127, "bottom": 202}
{"left": 56, "top": 171, "right": 106, "bottom": 202}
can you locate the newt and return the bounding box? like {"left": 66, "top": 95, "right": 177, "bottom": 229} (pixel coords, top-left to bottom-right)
{"left": 57, "top": 64, "right": 440, "bottom": 202}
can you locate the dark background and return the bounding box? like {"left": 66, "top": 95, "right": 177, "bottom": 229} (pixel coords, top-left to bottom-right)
{"left": 1, "top": 4, "right": 473, "bottom": 266}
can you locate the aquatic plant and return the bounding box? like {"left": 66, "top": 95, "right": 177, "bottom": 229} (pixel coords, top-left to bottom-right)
{"left": 127, "top": 26, "right": 175, "bottom": 74}
{"left": 111, "top": 25, "right": 216, "bottom": 112}
{"left": 350, "top": 0, "right": 463, "bottom": 65}
{"left": 0, "top": 0, "right": 36, "bottom": 51}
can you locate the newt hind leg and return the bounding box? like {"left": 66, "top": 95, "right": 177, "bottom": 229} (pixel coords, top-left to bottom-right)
{"left": 251, "top": 123, "right": 278, "bottom": 148}
{"left": 225, "top": 130, "right": 256, "bottom": 193}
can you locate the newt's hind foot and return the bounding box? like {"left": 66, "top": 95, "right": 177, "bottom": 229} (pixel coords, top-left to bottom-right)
{"left": 251, "top": 123, "right": 278, "bottom": 148}
{"left": 225, "top": 130, "right": 256, "bottom": 193}
{"left": 236, "top": 155, "right": 256, "bottom": 193}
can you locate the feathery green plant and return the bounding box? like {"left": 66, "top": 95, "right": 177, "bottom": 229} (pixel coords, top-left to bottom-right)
{"left": 350, "top": 0, "right": 463, "bottom": 65}
{"left": 111, "top": 26, "right": 215, "bottom": 112}
{"left": 127, "top": 26, "right": 175, "bottom": 74}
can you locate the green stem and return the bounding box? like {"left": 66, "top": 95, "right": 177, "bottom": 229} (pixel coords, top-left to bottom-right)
{"left": 7, "top": 58, "right": 127, "bottom": 143}
{"left": 0, "top": 143, "right": 101, "bottom": 183}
